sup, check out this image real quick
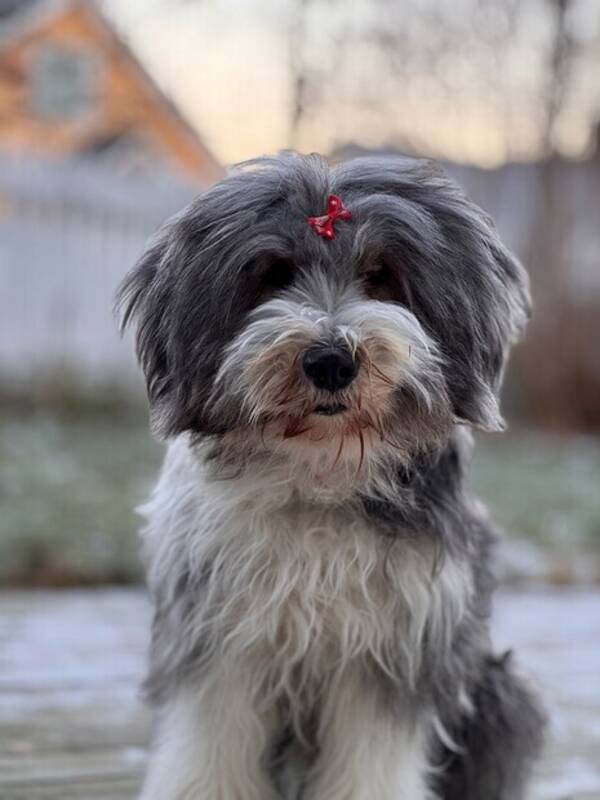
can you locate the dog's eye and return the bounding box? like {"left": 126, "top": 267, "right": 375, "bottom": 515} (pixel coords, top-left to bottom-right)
{"left": 261, "top": 257, "right": 295, "bottom": 292}
{"left": 363, "top": 262, "right": 390, "bottom": 289}
{"left": 362, "top": 260, "right": 394, "bottom": 299}
{"left": 362, "top": 258, "right": 412, "bottom": 308}
{"left": 244, "top": 255, "right": 295, "bottom": 299}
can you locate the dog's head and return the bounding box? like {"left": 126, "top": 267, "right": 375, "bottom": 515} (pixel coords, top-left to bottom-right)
{"left": 117, "top": 153, "right": 529, "bottom": 474}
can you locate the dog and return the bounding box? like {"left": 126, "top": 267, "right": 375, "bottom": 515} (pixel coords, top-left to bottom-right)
{"left": 117, "top": 152, "right": 545, "bottom": 800}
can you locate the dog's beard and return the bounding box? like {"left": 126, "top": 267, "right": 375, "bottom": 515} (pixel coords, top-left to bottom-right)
{"left": 209, "top": 285, "right": 453, "bottom": 477}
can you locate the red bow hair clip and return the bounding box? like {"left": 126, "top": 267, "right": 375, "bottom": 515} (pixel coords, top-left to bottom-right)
{"left": 307, "top": 194, "right": 352, "bottom": 240}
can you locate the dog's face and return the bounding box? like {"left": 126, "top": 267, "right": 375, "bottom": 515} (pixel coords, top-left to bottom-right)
{"left": 118, "top": 154, "right": 529, "bottom": 473}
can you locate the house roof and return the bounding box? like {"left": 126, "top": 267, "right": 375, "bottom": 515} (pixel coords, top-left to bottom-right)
{"left": 0, "top": 0, "right": 223, "bottom": 182}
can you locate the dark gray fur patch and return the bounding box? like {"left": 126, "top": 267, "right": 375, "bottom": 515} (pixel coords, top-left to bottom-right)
{"left": 434, "top": 652, "right": 547, "bottom": 800}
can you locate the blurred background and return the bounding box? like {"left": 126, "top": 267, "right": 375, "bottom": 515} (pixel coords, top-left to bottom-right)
{"left": 0, "top": 2, "right": 599, "bottom": 797}
{"left": 1, "top": 0, "right": 599, "bottom": 587}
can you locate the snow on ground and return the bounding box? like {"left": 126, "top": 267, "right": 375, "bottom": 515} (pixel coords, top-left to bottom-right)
{"left": 0, "top": 588, "right": 598, "bottom": 798}
{"left": 494, "top": 589, "right": 600, "bottom": 800}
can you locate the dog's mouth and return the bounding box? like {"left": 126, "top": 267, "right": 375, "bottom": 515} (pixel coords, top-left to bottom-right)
{"left": 313, "top": 403, "right": 347, "bottom": 416}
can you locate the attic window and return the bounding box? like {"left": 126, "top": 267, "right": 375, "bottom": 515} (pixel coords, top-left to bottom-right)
{"left": 30, "top": 44, "right": 97, "bottom": 121}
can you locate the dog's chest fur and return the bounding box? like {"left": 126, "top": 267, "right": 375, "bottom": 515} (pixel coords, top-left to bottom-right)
{"left": 143, "top": 437, "right": 472, "bottom": 702}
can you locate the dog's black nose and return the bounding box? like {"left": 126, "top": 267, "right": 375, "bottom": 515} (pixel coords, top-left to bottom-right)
{"left": 302, "top": 345, "right": 358, "bottom": 392}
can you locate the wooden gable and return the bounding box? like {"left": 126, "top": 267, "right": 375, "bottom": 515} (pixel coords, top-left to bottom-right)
{"left": 0, "top": 0, "right": 222, "bottom": 183}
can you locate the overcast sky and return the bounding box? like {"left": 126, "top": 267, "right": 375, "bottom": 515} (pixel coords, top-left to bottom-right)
{"left": 102, "top": 0, "right": 600, "bottom": 168}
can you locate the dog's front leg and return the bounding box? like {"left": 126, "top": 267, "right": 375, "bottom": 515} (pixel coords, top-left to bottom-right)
{"left": 304, "top": 669, "right": 429, "bottom": 800}
{"left": 140, "top": 670, "right": 279, "bottom": 800}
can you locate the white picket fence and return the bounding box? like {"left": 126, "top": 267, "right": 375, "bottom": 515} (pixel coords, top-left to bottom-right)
{"left": 0, "top": 155, "right": 199, "bottom": 392}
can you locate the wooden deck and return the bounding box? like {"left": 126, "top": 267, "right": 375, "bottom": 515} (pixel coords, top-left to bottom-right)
{"left": 0, "top": 590, "right": 150, "bottom": 799}
{"left": 0, "top": 588, "right": 599, "bottom": 799}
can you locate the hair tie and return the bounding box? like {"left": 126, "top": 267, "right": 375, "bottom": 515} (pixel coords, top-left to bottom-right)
{"left": 307, "top": 195, "right": 351, "bottom": 240}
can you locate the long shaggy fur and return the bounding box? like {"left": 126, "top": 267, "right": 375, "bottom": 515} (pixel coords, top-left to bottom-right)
{"left": 117, "top": 151, "right": 545, "bottom": 800}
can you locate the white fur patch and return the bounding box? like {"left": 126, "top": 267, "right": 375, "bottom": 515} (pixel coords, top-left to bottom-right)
{"left": 143, "top": 437, "right": 472, "bottom": 708}
{"left": 304, "top": 668, "right": 432, "bottom": 800}
{"left": 140, "top": 677, "right": 279, "bottom": 800}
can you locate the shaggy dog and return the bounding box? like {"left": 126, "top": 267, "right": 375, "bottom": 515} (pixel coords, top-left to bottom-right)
{"left": 117, "top": 152, "right": 545, "bottom": 800}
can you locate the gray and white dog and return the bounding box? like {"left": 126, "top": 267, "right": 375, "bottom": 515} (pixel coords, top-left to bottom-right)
{"left": 118, "top": 152, "right": 545, "bottom": 800}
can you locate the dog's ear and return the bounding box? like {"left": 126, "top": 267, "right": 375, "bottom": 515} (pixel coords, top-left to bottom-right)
{"left": 115, "top": 220, "right": 189, "bottom": 437}
{"left": 115, "top": 200, "right": 239, "bottom": 438}
{"left": 432, "top": 190, "right": 531, "bottom": 433}
{"left": 336, "top": 156, "right": 531, "bottom": 432}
